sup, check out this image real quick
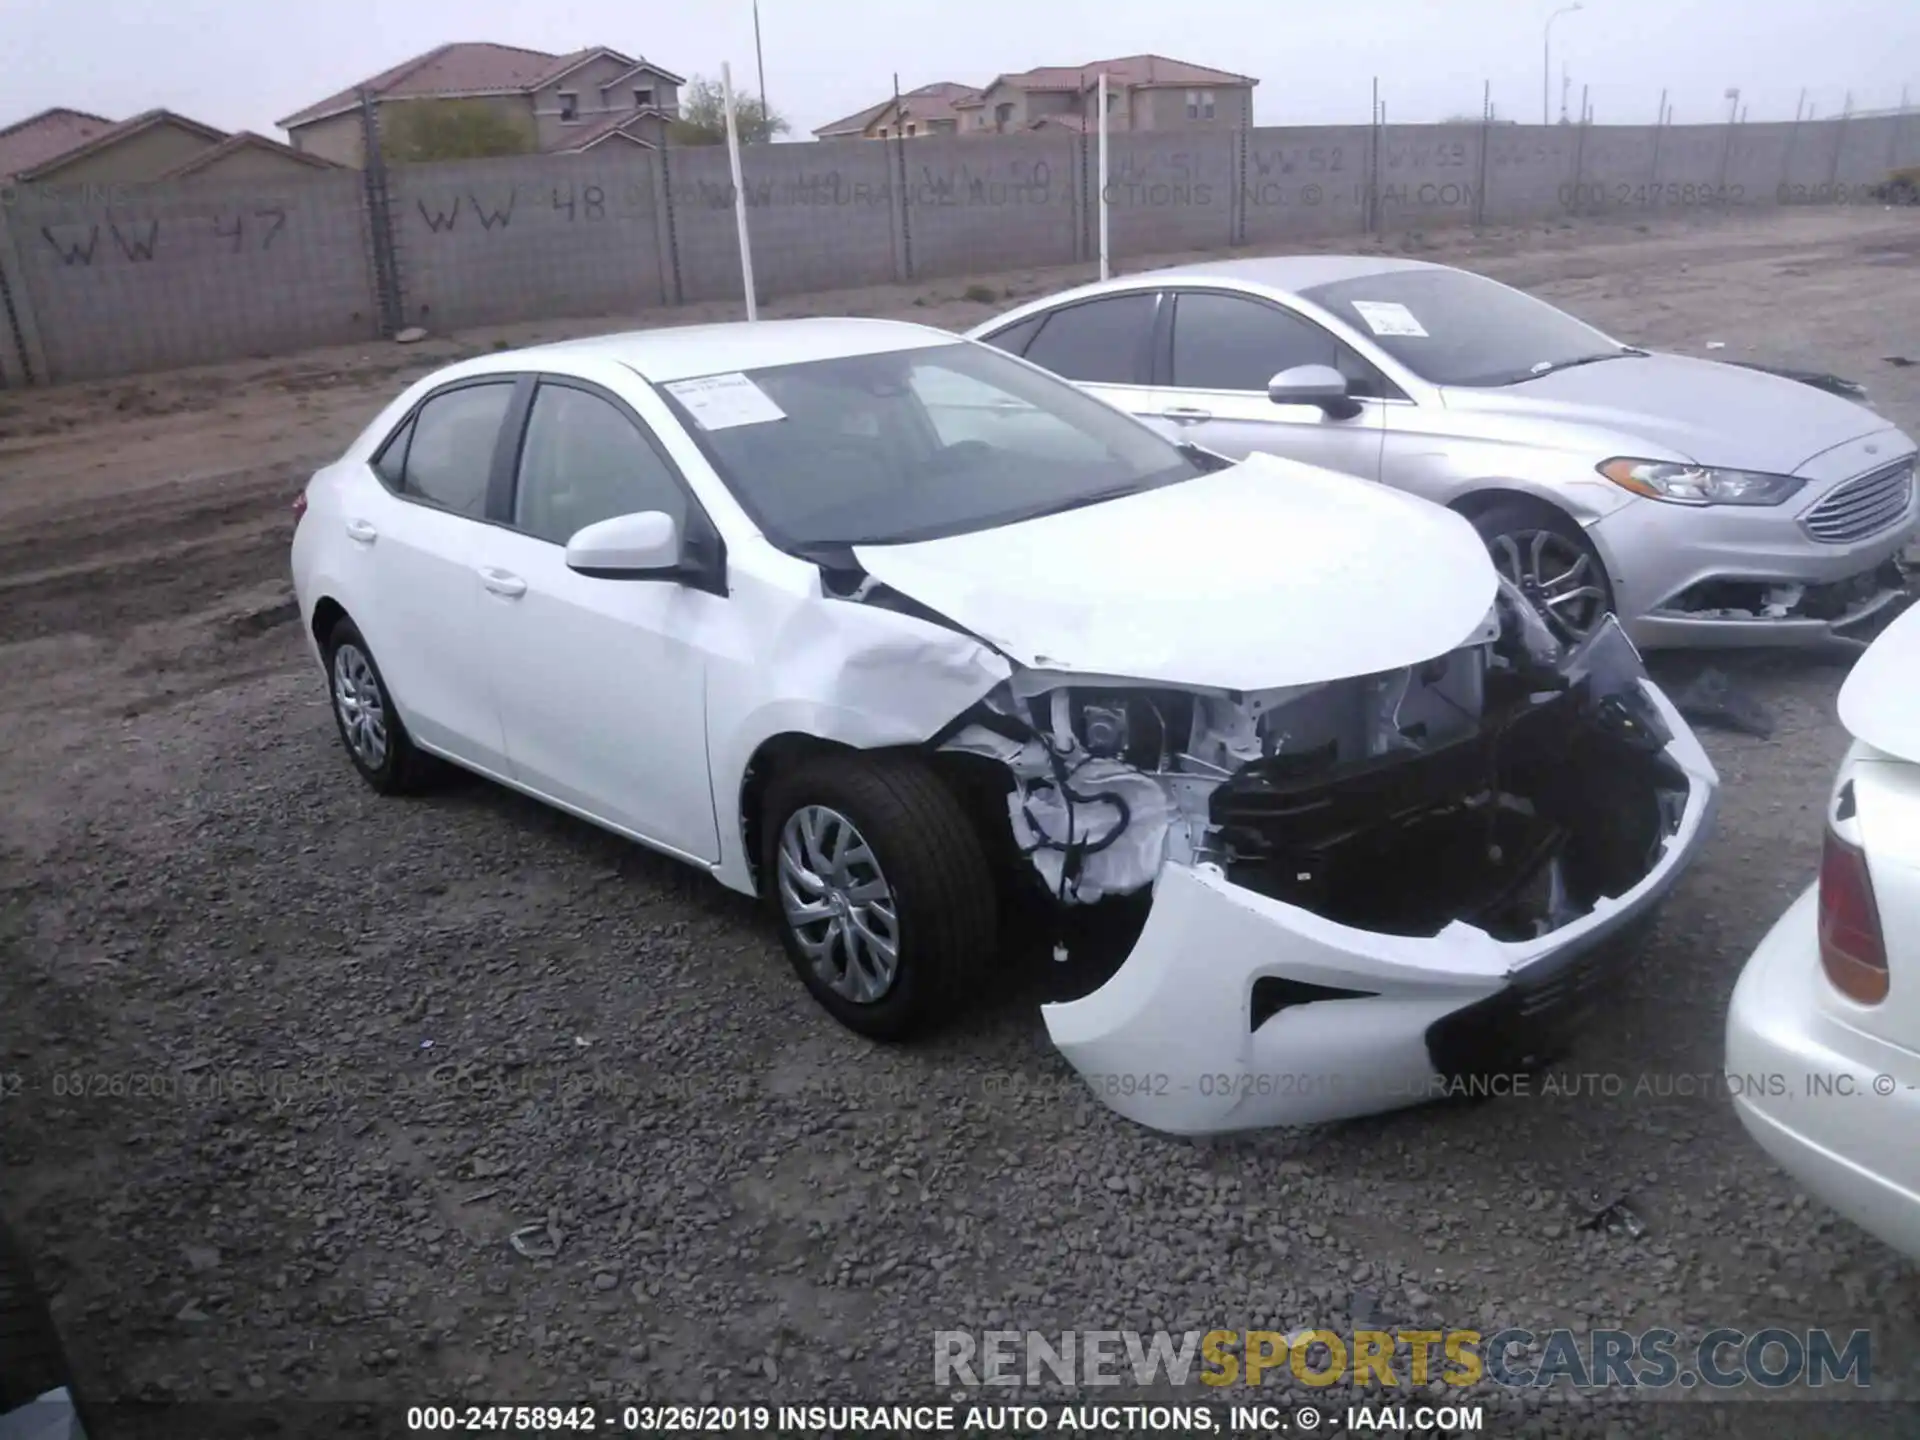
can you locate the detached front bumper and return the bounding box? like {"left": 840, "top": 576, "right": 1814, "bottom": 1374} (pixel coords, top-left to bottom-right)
{"left": 1040, "top": 680, "right": 1719, "bottom": 1136}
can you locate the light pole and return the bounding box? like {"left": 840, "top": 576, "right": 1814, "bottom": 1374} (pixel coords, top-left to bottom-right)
{"left": 1544, "top": 2, "right": 1583, "bottom": 125}
{"left": 752, "top": 0, "right": 768, "bottom": 124}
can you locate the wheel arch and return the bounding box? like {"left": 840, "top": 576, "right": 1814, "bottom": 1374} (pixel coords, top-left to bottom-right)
{"left": 737, "top": 732, "right": 859, "bottom": 896}
{"left": 1447, "top": 486, "right": 1585, "bottom": 528}
{"left": 309, "top": 595, "right": 349, "bottom": 654}
{"left": 735, "top": 731, "right": 1018, "bottom": 899}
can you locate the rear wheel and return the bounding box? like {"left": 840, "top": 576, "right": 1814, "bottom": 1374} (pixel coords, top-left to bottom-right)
{"left": 323, "top": 617, "right": 442, "bottom": 794}
{"left": 762, "top": 753, "right": 998, "bottom": 1040}
{"left": 1468, "top": 499, "right": 1615, "bottom": 646}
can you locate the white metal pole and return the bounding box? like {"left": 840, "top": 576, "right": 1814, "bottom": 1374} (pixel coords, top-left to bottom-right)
{"left": 722, "top": 62, "right": 758, "bottom": 322}
{"left": 1097, "top": 71, "right": 1110, "bottom": 281}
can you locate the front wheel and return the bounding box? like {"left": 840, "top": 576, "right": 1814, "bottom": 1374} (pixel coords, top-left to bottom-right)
{"left": 1469, "top": 500, "right": 1615, "bottom": 646}
{"left": 762, "top": 754, "right": 998, "bottom": 1041}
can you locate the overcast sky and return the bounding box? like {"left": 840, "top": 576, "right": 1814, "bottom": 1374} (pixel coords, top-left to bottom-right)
{"left": 4, "top": 0, "right": 1915, "bottom": 138}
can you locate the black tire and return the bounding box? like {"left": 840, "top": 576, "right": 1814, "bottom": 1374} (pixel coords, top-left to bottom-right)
{"left": 1467, "top": 498, "right": 1615, "bottom": 646}
{"left": 762, "top": 753, "right": 998, "bottom": 1041}
{"left": 322, "top": 616, "right": 442, "bottom": 794}
{"left": 0, "top": 1217, "right": 73, "bottom": 1413}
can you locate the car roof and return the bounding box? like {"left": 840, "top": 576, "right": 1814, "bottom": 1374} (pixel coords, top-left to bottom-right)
{"left": 493, "top": 316, "right": 963, "bottom": 383}
{"left": 1134, "top": 253, "right": 1447, "bottom": 293}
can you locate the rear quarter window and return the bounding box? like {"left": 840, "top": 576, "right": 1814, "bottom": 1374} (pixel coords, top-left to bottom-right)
{"left": 372, "top": 418, "right": 413, "bottom": 490}
{"left": 978, "top": 313, "right": 1047, "bottom": 357}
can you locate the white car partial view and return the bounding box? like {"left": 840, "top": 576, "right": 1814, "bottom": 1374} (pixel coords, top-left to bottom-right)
{"left": 289, "top": 317, "right": 1719, "bottom": 1136}
{"left": 1725, "top": 602, "right": 1920, "bottom": 1258}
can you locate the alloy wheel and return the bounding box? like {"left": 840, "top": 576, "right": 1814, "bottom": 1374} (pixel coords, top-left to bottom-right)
{"left": 1487, "top": 528, "right": 1610, "bottom": 645}
{"left": 776, "top": 804, "right": 901, "bottom": 1004}
{"left": 332, "top": 643, "right": 389, "bottom": 770}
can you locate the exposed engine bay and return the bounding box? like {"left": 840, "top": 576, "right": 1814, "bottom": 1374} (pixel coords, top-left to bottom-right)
{"left": 938, "top": 579, "right": 1691, "bottom": 945}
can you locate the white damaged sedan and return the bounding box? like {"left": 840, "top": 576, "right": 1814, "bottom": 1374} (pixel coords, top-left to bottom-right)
{"left": 290, "top": 317, "right": 1719, "bottom": 1136}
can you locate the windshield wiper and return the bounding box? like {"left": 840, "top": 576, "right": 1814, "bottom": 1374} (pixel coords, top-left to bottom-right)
{"left": 1011, "top": 481, "right": 1158, "bottom": 523}
{"left": 1526, "top": 346, "right": 1651, "bottom": 377}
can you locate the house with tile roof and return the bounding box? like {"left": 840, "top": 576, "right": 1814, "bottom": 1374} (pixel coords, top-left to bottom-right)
{"left": 277, "top": 42, "right": 686, "bottom": 167}
{"left": 813, "top": 54, "right": 1256, "bottom": 141}
{"left": 815, "top": 82, "right": 981, "bottom": 141}
{"left": 0, "top": 107, "right": 340, "bottom": 184}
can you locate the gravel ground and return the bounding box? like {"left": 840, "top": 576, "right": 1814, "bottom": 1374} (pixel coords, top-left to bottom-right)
{"left": 3, "top": 207, "right": 1920, "bottom": 1439}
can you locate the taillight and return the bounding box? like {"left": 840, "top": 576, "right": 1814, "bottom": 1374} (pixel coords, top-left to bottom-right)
{"left": 1818, "top": 820, "right": 1888, "bottom": 1005}
{"left": 292, "top": 490, "right": 308, "bottom": 522}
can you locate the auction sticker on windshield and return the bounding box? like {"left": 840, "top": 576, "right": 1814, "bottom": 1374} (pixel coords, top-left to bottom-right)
{"left": 1350, "top": 300, "right": 1429, "bottom": 338}
{"left": 663, "top": 373, "right": 787, "bottom": 430}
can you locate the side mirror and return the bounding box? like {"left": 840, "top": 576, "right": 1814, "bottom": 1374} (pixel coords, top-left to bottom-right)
{"left": 566, "top": 510, "right": 683, "bottom": 578}
{"left": 1269, "top": 364, "right": 1362, "bottom": 419}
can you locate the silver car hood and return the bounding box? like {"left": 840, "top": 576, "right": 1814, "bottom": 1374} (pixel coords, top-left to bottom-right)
{"left": 1440, "top": 352, "right": 1890, "bottom": 474}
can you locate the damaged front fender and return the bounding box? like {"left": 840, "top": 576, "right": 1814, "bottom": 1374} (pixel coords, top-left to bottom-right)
{"left": 709, "top": 583, "right": 1012, "bottom": 893}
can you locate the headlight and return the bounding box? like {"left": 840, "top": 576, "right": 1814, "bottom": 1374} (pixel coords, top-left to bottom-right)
{"left": 1597, "top": 457, "right": 1804, "bottom": 507}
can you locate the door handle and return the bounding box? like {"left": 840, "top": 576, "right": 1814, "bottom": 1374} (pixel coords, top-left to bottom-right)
{"left": 345, "top": 519, "right": 378, "bottom": 544}
{"left": 479, "top": 568, "right": 527, "bottom": 599}
{"left": 1161, "top": 406, "right": 1212, "bottom": 424}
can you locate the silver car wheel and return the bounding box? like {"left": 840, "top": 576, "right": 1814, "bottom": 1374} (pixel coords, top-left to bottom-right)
{"left": 777, "top": 804, "right": 901, "bottom": 1004}
{"left": 332, "top": 643, "right": 389, "bottom": 770}
{"left": 1488, "top": 528, "right": 1609, "bottom": 644}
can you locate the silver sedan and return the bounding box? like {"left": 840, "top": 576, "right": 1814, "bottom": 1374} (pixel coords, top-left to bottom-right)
{"left": 967, "top": 256, "right": 1918, "bottom": 650}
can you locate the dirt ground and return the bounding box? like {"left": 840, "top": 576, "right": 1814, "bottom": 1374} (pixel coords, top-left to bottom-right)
{"left": 3, "top": 207, "right": 1920, "bottom": 1439}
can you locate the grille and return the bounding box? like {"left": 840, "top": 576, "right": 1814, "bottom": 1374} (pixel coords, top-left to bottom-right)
{"left": 1802, "top": 459, "right": 1915, "bottom": 544}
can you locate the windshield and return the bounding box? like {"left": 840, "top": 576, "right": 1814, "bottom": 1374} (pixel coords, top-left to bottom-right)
{"left": 1301, "top": 268, "right": 1625, "bottom": 388}
{"left": 657, "top": 341, "right": 1201, "bottom": 549}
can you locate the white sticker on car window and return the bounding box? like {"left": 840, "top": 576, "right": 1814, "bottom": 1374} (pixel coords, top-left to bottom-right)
{"left": 1350, "top": 300, "right": 1429, "bottom": 338}
{"left": 663, "top": 373, "right": 787, "bottom": 430}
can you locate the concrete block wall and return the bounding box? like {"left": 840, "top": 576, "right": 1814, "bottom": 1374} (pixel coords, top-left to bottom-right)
{"left": 0, "top": 224, "right": 32, "bottom": 385}
{"left": 1480, "top": 127, "right": 1583, "bottom": 222}
{"left": 1104, "top": 130, "right": 1235, "bottom": 255}
{"left": 1, "top": 113, "right": 1915, "bottom": 384}
{"left": 1, "top": 170, "right": 375, "bottom": 381}
{"left": 670, "top": 140, "right": 903, "bottom": 304}
{"left": 390, "top": 152, "right": 668, "bottom": 333}
{"left": 902, "top": 134, "right": 1084, "bottom": 276}
{"left": 1371, "top": 126, "right": 1483, "bottom": 229}
{"left": 1241, "top": 127, "right": 1373, "bottom": 241}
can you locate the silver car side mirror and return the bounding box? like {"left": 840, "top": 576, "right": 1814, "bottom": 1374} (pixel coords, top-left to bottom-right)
{"left": 1269, "top": 364, "right": 1356, "bottom": 415}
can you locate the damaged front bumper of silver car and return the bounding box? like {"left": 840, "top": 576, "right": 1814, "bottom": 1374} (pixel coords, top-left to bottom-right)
{"left": 939, "top": 581, "right": 1720, "bottom": 1136}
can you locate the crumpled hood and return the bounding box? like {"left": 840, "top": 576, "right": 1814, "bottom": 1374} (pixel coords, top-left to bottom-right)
{"left": 851, "top": 452, "right": 1498, "bottom": 692}
{"left": 1839, "top": 602, "right": 1920, "bottom": 766}
{"left": 1442, "top": 352, "right": 1887, "bottom": 474}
